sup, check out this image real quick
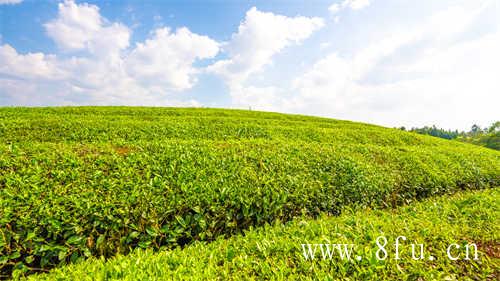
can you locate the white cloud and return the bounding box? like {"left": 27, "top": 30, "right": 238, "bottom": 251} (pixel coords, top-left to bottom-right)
{"left": 0, "top": 0, "right": 219, "bottom": 105}
{"left": 209, "top": 7, "right": 323, "bottom": 84}
{"left": 329, "top": 0, "right": 371, "bottom": 14}
{"left": 0, "top": 44, "right": 64, "bottom": 80}
{"left": 126, "top": 27, "right": 219, "bottom": 91}
{"left": 0, "top": 0, "right": 22, "bottom": 5}
{"left": 319, "top": 42, "right": 331, "bottom": 49}
{"left": 1, "top": 0, "right": 498, "bottom": 130}
{"left": 208, "top": 7, "right": 323, "bottom": 107}
{"left": 44, "top": 0, "right": 130, "bottom": 57}
{"left": 293, "top": 31, "right": 418, "bottom": 94}
{"left": 328, "top": 4, "right": 340, "bottom": 14}
{"left": 287, "top": 3, "right": 500, "bottom": 130}
{"left": 345, "top": 0, "right": 371, "bottom": 10}
{"left": 229, "top": 85, "right": 287, "bottom": 111}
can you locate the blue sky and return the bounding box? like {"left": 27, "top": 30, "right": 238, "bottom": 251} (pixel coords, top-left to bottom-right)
{"left": 0, "top": 0, "right": 498, "bottom": 130}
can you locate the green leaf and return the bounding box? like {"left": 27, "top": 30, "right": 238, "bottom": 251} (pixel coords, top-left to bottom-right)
{"left": 25, "top": 232, "right": 36, "bottom": 241}
{"left": 146, "top": 226, "right": 158, "bottom": 237}
{"left": 128, "top": 231, "right": 140, "bottom": 239}
{"left": 24, "top": 255, "right": 34, "bottom": 264}
{"left": 58, "top": 250, "right": 67, "bottom": 261}
{"left": 96, "top": 235, "right": 105, "bottom": 247}
{"left": 67, "top": 235, "right": 83, "bottom": 245}
{"left": 138, "top": 241, "right": 151, "bottom": 249}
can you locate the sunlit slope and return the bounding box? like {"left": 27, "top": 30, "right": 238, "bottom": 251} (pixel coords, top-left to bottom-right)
{"left": 27, "top": 189, "right": 500, "bottom": 280}
{"left": 0, "top": 107, "right": 498, "bottom": 277}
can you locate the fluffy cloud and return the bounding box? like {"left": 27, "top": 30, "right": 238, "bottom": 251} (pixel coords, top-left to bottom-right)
{"left": 126, "top": 27, "right": 219, "bottom": 91}
{"left": 0, "top": 45, "right": 64, "bottom": 80}
{"left": 1, "top": 0, "right": 219, "bottom": 105}
{"left": 209, "top": 7, "right": 324, "bottom": 84}
{"left": 208, "top": 7, "right": 323, "bottom": 108}
{"left": 1, "top": 0, "right": 498, "bottom": 130}
{"left": 287, "top": 3, "right": 499, "bottom": 129}
{"left": 0, "top": 0, "right": 23, "bottom": 5}
{"left": 292, "top": 31, "right": 417, "bottom": 95}
{"left": 329, "top": 0, "right": 371, "bottom": 14}
{"left": 45, "top": 0, "right": 130, "bottom": 57}
{"left": 216, "top": 1, "right": 498, "bottom": 130}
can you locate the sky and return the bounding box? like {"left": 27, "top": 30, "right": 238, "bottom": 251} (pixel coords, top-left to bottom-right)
{"left": 0, "top": 0, "right": 498, "bottom": 130}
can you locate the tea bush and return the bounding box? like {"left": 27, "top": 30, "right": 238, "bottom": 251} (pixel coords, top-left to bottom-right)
{"left": 0, "top": 107, "right": 498, "bottom": 277}
{"left": 24, "top": 188, "right": 500, "bottom": 280}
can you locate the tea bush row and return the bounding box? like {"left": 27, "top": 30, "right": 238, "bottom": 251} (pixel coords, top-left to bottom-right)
{"left": 0, "top": 107, "right": 498, "bottom": 277}
{"left": 25, "top": 188, "right": 500, "bottom": 280}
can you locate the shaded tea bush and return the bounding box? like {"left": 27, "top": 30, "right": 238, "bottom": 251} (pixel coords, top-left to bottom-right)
{"left": 0, "top": 107, "right": 498, "bottom": 277}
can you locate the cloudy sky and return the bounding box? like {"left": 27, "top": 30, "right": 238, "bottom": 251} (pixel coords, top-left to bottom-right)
{"left": 0, "top": 0, "right": 498, "bottom": 130}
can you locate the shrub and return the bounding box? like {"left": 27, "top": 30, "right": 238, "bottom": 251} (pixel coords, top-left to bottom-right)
{"left": 0, "top": 107, "right": 498, "bottom": 277}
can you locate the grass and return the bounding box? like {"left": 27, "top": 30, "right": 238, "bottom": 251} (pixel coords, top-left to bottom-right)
{"left": 24, "top": 188, "right": 499, "bottom": 280}
{"left": 0, "top": 107, "right": 499, "bottom": 278}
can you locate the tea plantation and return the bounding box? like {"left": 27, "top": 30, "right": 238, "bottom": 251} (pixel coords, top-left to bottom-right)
{"left": 0, "top": 107, "right": 498, "bottom": 279}
{"left": 27, "top": 188, "right": 500, "bottom": 280}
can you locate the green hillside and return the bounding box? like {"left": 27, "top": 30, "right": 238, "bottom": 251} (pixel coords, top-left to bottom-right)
{"left": 27, "top": 188, "right": 500, "bottom": 280}
{"left": 0, "top": 107, "right": 498, "bottom": 279}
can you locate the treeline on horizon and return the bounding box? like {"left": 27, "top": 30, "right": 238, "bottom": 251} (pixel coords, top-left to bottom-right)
{"left": 398, "top": 121, "right": 499, "bottom": 150}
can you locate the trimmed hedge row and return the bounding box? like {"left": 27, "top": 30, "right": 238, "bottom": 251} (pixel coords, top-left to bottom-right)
{"left": 0, "top": 107, "right": 456, "bottom": 146}
{"left": 0, "top": 107, "right": 499, "bottom": 277}
{"left": 25, "top": 188, "right": 500, "bottom": 280}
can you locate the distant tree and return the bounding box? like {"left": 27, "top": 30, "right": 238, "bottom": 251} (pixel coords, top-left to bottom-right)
{"left": 470, "top": 124, "right": 482, "bottom": 135}
{"left": 410, "top": 125, "right": 459, "bottom": 140}
{"left": 409, "top": 121, "right": 499, "bottom": 150}
{"left": 488, "top": 121, "right": 499, "bottom": 133}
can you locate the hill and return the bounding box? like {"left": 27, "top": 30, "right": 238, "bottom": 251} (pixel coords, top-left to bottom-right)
{"left": 27, "top": 188, "right": 499, "bottom": 280}
{"left": 0, "top": 107, "right": 498, "bottom": 278}
{"left": 406, "top": 122, "right": 500, "bottom": 150}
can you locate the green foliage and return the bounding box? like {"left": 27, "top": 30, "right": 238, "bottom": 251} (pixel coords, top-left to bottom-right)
{"left": 24, "top": 188, "right": 500, "bottom": 280}
{"left": 0, "top": 107, "right": 499, "bottom": 278}
{"left": 408, "top": 121, "right": 500, "bottom": 150}
{"left": 408, "top": 125, "right": 461, "bottom": 140}
{"left": 457, "top": 122, "right": 500, "bottom": 150}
